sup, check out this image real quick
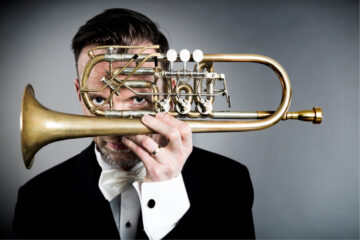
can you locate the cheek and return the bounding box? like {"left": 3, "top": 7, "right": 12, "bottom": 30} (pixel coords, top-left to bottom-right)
{"left": 93, "top": 136, "right": 106, "bottom": 147}
{"left": 93, "top": 136, "right": 100, "bottom": 145}
{"left": 80, "top": 100, "right": 93, "bottom": 115}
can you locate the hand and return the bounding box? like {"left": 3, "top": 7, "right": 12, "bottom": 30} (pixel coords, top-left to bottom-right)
{"left": 121, "top": 112, "right": 193, "bottom": 182}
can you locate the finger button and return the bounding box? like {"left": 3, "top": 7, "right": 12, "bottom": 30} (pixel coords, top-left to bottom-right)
{"left": 179, "top": 49, "right": 190, "bottom": 62}
{"left": 166, "top": 49, "right": 177, "bottom": 62}
{"left": 193, "top": 49, "right": 203, "bottom": 62}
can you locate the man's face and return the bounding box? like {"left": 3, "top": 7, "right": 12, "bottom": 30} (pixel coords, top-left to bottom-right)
{"left": 76, "top": 43, "right": 163, "bottom": 169}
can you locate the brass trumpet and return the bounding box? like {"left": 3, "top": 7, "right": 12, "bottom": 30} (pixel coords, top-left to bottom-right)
{"left": 20, "top": 45, "right": 322, "bottom": 169}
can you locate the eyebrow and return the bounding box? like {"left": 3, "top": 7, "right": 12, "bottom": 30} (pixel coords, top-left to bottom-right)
{"left": 87, "top": 92, "right": 108, "bottom": 98}
{"left": 120, "top": 84, "right": 155, "bottom": 97}
{"left": 130, "top": 87, "right": 152, "bottom": 93}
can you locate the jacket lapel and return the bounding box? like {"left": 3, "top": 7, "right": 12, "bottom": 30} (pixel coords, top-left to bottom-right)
{"left": 73, "top": 142, "right": 120, "bottom": 238}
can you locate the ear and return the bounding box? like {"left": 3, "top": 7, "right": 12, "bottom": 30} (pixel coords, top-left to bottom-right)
{"left": 74, "top": 78, "right": 81, "bottom": 102}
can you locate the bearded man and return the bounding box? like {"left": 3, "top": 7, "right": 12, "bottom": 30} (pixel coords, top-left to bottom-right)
{"left": 13, "top": 8, "right": 255, "bottom": 239}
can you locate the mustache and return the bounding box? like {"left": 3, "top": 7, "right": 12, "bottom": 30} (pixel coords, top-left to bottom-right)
{"left": 102, "top": 136, "right": 124, "bottom": 142}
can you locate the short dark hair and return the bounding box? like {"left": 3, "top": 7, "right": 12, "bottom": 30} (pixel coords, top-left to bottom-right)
{"left": 71, "top": 8, "right": 169, "bottom": 65}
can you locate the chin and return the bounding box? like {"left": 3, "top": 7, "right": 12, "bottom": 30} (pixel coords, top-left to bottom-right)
{"left": 94, "top": 136, "right": 139, "bottom": 168}
{"left": 106, "top": 151, "right": 139, "bottom": 166}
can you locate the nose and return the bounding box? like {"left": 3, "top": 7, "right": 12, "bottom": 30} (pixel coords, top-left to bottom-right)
{"left": 110, "top": 95, "right": 127, "bottom": 111}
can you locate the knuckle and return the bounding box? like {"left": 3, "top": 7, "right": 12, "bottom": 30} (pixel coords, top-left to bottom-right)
{"left": 168, "top": 129, "right": 180, "bottom": 141}
{"left": 180, "top": 125, "right": 192, "bottom": 136}
{"left": 127, "top": 135, "right": 135, "bottom": 142}
{"left": 134, "top": 144, "right": 142, "bottom": 154}
{"left": 141, "top": 137, "right": 152, "bottom": 147}
{"left": 156, "top": 112, "right": 166, "bottom": 120}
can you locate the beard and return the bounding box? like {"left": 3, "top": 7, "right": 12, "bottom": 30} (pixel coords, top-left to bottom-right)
{"left": 94, "top": 135, "right": 140, "bottom": 170}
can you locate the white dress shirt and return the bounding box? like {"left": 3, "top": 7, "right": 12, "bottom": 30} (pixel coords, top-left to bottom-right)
{"left": 95, "top": 146, "right": 190, "bottom": 240}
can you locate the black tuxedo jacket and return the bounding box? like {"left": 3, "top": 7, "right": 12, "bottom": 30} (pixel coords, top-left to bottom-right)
{"left": 13, "top": 142, "right": 255, "bottom": 239}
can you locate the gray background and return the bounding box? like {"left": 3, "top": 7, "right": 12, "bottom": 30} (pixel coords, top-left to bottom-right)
{"left": 0, "top": 0, "right": 358, "bottom": 238}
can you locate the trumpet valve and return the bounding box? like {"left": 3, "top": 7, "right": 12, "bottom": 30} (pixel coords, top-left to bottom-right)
{"left": 154, "top": 99, "right": 171, "bottom": 113}
{"left": 175, "top": 99, "right": 192, "bottom": 114}
{"left": 196, "top": 99, "right": 213, "bottom": 115}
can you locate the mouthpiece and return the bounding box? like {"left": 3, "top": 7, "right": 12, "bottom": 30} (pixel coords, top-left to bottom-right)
{"left": 285, "top": 107, "right": 323, "bottom": 124}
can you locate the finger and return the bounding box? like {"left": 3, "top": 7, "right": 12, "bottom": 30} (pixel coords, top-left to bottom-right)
{"left": 125, "top": 135, "right": 165, "bottom": 159}
{"left": 155, "top": 113, "right": 192, "bottom": 147}
{"left": 141, "top": 114, "right": 182, "bottom": 149}
{"left": 121, "top": 136, "right": 161, "bottom": 169}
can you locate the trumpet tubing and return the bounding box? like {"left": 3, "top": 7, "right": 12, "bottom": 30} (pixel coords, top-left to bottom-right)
{"left": 21, "top": 46, "right": 323, "bottom": 169}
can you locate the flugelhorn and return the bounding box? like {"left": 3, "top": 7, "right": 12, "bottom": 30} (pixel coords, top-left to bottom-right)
{"left": 20, "top": 45, "right": 322, "bottom": 169}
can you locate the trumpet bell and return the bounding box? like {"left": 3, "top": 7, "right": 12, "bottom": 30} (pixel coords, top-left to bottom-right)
{"left": 21, "top": 84, "right": 154, "bottom": 168}
{"left": 21, "top": 84, "right": 322, "bottom": 169}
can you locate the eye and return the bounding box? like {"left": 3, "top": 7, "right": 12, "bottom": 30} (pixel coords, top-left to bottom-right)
{"left": 133, "top": 97, "right": 147, "bottom": 104}
{"left": 92, "top": 96, "right": 106, "bottom": 106}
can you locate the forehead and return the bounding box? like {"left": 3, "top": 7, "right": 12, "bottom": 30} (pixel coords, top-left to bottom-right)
{"left": 77, "top": 44, "right": 164, "bottom": 93}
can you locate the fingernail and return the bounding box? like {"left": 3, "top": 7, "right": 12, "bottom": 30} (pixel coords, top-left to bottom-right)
{"left": 122, "top": 136, "right": 128, "bottom": 142}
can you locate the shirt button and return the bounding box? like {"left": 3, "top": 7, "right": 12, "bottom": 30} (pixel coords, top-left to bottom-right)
{"left": 126, "top": 221, "right": 131, "bottom": 228}
{"left": 147, "top": 199, "right": 155, "bottom": 208}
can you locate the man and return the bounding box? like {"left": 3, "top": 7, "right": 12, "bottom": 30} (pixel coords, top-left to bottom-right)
{"left": 13, "top": 8, "right": 255, "bottom": 239}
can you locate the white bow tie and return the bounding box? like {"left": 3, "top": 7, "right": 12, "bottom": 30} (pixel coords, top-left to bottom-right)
{"left": 98, "top": 165, "right": 146, "bottom": 201}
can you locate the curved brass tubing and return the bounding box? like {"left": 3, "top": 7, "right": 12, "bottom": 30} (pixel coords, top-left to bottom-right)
{"left": 80, "top": 53, "right": 292, "bottom": 131}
